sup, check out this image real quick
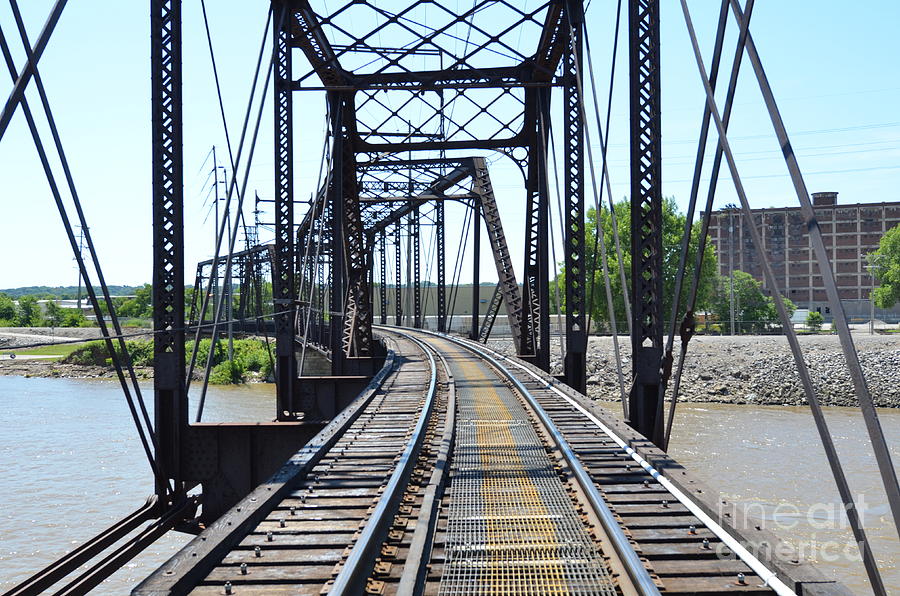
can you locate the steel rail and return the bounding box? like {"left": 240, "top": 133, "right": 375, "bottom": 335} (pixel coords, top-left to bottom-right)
{"left": 328, "top": 332, "right": 441, "bottom": 594}
{"left": 424, "top": 330, "right": 797, "bottom": 596}
{"left": 407, "top": 328, "right": 661, "bottom": 596}
{"left": 395, "top": 335, "right": 457, "bottom": 594}
{"left": 3, "top": 496, "right": 158, "bottom": 596}
{"left": 133, "top": 348, "right": 399, "bottom": 595}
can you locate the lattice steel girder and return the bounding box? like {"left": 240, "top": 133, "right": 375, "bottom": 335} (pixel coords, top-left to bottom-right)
{"left": 273, "top": 0, "right": 297, "bottom": 418}
{"left": 379, "top": 230, "right": 387, "bottom": 325}
{"left": 563, "top": 0, "right": 587, "bottom": 395}
{"left": 472, "top": 157, "right": 525, "bottom": 353}
{"left": 363, "top": 162, "right": 473, "bottom": 239}
{"left": 284, "top": 2, "right": 573, "bottom": 155}
{"left": 521, "top": 86, "right": 551, "bottom": 367}
{"left": 151, "top": 0, "right": 186, "bottom": 498}
{"left": 436, "top": 199, "right": 447, "bottom": 332}
{"left": 410, "top": 206, "right": 421, "bottom": 328}
{"left": 627, "top": 0, "right": 665, "bottom": 444}
{"left": 394, "top": 222, "right": 402, "bottom": 326}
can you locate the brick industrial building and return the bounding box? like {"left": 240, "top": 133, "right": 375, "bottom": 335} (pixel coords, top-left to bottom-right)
{"left": 707, "top": 192, "right": 900, "bottom": 321}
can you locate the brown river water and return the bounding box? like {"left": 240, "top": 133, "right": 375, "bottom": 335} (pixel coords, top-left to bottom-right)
{"left": 1, "top": 377, "right": 897, "bottom": 594}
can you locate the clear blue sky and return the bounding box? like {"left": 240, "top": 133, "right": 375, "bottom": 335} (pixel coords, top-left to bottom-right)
{"left": 1, "top": 1, "right": 898, "bottom": 289}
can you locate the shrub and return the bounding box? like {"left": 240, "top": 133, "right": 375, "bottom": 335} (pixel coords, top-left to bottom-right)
{"left": 806, "top": 311, "right": 824, "bottom": 332}
{"left": 210, "top": 360, "right": 244, "bottom": 384}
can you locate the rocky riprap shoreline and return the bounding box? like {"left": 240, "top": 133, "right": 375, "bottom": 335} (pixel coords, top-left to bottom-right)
{"left": 488, "top": 333, "right": 900, "bottom": 408}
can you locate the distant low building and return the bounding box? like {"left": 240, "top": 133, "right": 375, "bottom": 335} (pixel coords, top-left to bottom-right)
{"left": 706, "top": 192, "right": 900, "bottom": 322}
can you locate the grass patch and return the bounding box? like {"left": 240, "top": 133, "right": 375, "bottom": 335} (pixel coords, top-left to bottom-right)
{"left": 58, "top": 337, "right": 274, "bottom": 384}
{"left": 0, "top": 341, "right": 90, "bottom": 359}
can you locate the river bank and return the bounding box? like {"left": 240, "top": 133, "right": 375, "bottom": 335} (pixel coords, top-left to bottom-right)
{"left": 3, "top": 330, "right": 898, "bottom": 405}
{"left": 488, "top": 333, "right": 900, "bottom": 407}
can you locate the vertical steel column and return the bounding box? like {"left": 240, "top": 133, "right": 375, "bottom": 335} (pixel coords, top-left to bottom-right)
{"left": 151, "top": 0, "right": 185, "bottom": 499}
{"left": 522, "top": 88, "right": 551, "bottom": 369}
{"left": 563, "top": 2, "right": 587, "bottom": 395}
{"left": 436, "top": 201, "right": 447, "bottom": 332}
{"left": 412, "top": 206, "right": 421, "bottom": 328}
{"left": 470, "top": 200, "right": 481, "bottom": 340}
{"left": 394, "top": 222, "right": 402, "bottom": 326}
{"left": 328, "top": 92, "right": 346, "bottom": 372}
{"left": 272, "top": 0, "right": 296, "bottom": 418}
{"left": 627, "top": 0, "right": 664, "bottom": 443}
{"left": 379, "top": 230, "right": 387, "bottom": 325}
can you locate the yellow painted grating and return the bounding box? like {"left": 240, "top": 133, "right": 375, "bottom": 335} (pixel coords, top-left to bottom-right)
{"left": 438, "top": 358, "right": 616, "bottom": 595}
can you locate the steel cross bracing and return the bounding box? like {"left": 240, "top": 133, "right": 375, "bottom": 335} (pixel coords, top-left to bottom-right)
{"left": 279, "top": 0, "right": 581, "bottom": 377}
{"left": 472, "top": 156, "right": 526, "bottom": 353}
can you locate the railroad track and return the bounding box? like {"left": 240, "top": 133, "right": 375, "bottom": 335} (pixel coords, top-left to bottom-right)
{"left": 136, "top": 328, "right": 815, "bottom": 596}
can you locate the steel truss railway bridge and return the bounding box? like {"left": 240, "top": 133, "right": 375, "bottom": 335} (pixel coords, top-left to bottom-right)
{"left": 2, "top": 1, "right": 898, "bottom": 595}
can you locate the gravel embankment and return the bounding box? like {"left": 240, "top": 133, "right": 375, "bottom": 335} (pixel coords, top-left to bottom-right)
{"left": 488, "top": 333, "right": 900, "bottom": 407}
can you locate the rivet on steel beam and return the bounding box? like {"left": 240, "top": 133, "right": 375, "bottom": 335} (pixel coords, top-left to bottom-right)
{"left": 737, "top": 573, "right": 746, "bottom": 585}
{"left": 254, "top": 546, "right": 262, "bottom": 558}
{"left": 291, "top": 506, "right": 298, "bottom": 514}
{"left": 240, "top": 563, "right": 248, "bottom": 575}
{"left": 702, "top": 538, "right": 710, "bottom": 549}
{"left": 661, "top": 500, "right": 669, "bottom": 508}
{"left": 267, "top": 531, "right": 274, "bottom": 542}
{"left": 688, "top": 525, "right": 696, "bottom": 534}
{"left": 280, "top": 518, "right": 286, "bottom": 528}
{"left": 643, "top": 479, "right": 650, "bottom": 487}
{"left": 224, "top": 581, "right": 233, "bottom": 595}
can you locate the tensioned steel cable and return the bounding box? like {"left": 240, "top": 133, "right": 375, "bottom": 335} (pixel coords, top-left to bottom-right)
{"left": 199, "top": 0, "right": 269, "bottom": 245}
{"left": 0, "top": 0, "right": 65, "bottom": 142}
{"left": 7, "top": 0, "right": 158, "bottom": 450}
{"left": 582, "top": 0, "right": 632, "bottom": 337}
{"left": 662, "top": 0, "right": 745, "bottom": 449}
{"left": 725, "top": 0, "right": 900, "bottom": 543}
{"left": 679, "top": 2, "right": 887, "bottom": 592}
{"left": 187, "top": 8, "right": 276, "bottom": 398}
{"left": 544, "top": 106, "right": 571, "bottom": 363}
{"left": 195, "top": 50, "right": 276, "bottom": 422}
{"left": 446, "top": 203, "right": 474, "bottom": 333}
{"left": 563, "top": 13, "right": 628, "bottom": 412}
{"left": 0, "top": 14, "right": 167, "bottom": 492}
{"left": 657, "top": 0, "right": 736, "bottom": 450}
{"left": 299, "top": 112, "right": 334, "bottom": 372}
{"left": 537, "top": 96, "right": 566, "bottom": 363}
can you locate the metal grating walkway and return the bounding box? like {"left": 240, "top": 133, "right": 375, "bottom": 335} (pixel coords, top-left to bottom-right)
{"left": 439, "top": 354, "right": 617, "bottom": 595}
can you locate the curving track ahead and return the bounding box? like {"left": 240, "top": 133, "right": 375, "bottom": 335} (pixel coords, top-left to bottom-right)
{"left": 135, "top": 328, "right": 835, "bottom": 596}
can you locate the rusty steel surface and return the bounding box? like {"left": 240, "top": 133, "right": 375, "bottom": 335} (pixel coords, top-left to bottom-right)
{"left": 134, "top": 330, "right": 850, "bottom": 595}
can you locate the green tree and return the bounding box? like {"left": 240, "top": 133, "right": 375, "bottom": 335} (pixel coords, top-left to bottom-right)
{"left": 805, "top": 310, "right": 824, "bottom": 332}
{"left": 0, "top": 293, "right": 16, "bottom": 322}
{"left": 117, "top": 284, "right": 153, "bottom": 319}
{"left": 16, "top": 295, "right": 41, "bottom": 327}
{"left": 62, "top": 308, "right": 89, "bottom": 327}
{"left": 868, "top": 223, "right": 900, "bottom": 309}
{"left": 556, "top": 197, "right": 718, "bottom": 330}
{"left": 710, "top": 270, "right": 795, "bottom": 333}
{"left": 44, "top": 301, "right": 64, "bottom": 327}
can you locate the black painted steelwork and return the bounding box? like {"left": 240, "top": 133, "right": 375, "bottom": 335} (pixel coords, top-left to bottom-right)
{"left": 273, "top": 0, "right": 296, "bottom": 418}
{"left": 436, "top": 199, "right": 447, "bottom": 332}
{"left": 411, "top": 205, "right": 421, "bottom": 328}
{"left": 151, "top": 0, "right": 186, "bottom": 499}
{"left": 379, "top": 230, "right": 388, "bottom": 325}
{"left": 627, "top": 0, "right": 665, "bottom": 444}
{"left": 563, "top": 0, "right": 587, "bottom": 395}
{"left": 394, "top": 222, "right": 402, "bottom": 327}
{"left": 281, "top": 0, "right": 578, "bottom": 378}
